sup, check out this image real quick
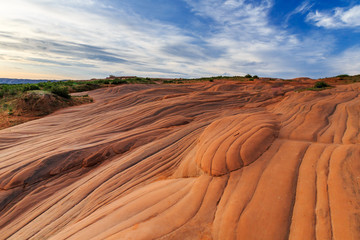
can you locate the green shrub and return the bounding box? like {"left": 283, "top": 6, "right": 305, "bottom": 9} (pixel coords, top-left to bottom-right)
{"left": 112, "top": 79, "right": 127, "bottom": 85}
{"left": 22, "top": 84, "right": 40, "bottom": 92}
{"left": 72, "top": 83, "right": 100, "bottom": 92}
{"left": 336, "top": 74, "right": 350, "bottom": 78}
{"left": 245, "top": 74, "right": 252, "bottom": 78}
{"left": 37, "top": 82, "right": 52, "bottom": 88}
{"left": 51, "top": 86, "right": 70, "bottom": 99}
{"left": 8, "top": 106, "right": 13, "bottom": 115}
{"left": 62, "top": 80, "right": 75, "bottom": 86}
{"left": 314, "top": 81, "right": 330, "bottom": 88}
{"left": 253, "top": 75, "right": 259, "bottom": 79}
{"left": 0, "top": 90, "right": 4, "bottom": 98}
{"left": 9, "top": 89, "right": 17, "bottom": 95}
{"left": 163, "top": 80, "right": 175, "bottom": 84}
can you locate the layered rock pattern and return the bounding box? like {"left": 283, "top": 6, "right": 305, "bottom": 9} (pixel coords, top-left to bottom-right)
{"left": 0, "top": 82, "right": 359, "bottom": 239}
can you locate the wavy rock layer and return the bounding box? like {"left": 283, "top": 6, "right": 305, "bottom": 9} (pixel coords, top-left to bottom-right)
{"left": 0, "top": 82, "right": 359, "bottom": 240}
{"left": 195, "top": 112, "right": 279, "bottom": 176}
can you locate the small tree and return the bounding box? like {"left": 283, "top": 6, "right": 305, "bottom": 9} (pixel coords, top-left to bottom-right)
{"left": 314, "top": 81, "right": 330, "bottom": 89}
{"left": 51, "top": 86, "right": 71, "bottom": 99}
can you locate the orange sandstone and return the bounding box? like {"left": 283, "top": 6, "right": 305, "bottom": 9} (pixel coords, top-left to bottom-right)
{"left": 0, "top": 81, "right": 359, "bottom": 239}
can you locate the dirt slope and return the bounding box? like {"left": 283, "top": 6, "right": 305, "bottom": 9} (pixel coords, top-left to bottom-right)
{"left": 0, "top": 81, "right": 359, "bottom": 239}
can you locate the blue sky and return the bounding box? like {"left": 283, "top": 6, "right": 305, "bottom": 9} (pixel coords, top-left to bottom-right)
{"left": 0, "top": 0, "right": 359, "bottom": 79}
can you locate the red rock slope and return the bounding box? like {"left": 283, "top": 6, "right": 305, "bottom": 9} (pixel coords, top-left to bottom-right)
{"left": 0, "top": 82, "right": 359, "bottom": 239}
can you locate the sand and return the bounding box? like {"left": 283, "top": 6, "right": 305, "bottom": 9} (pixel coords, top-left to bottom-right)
{"left": 0, "top": 81, "right": 359, "bottom": 239}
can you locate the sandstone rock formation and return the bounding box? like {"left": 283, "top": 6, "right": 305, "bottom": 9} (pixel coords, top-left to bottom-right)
{"left": 0, "top": 81, "right": 359, "bottom": 239}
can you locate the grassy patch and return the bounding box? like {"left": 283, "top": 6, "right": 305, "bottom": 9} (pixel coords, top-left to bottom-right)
{"left": 330, "top": 74, "right": 360, "bottom": 82}
{"left": 0, "top": 80, "right": 102, "bottom": 130}
{"left": 296, "top": 81, "right": 333, "bottom": 92}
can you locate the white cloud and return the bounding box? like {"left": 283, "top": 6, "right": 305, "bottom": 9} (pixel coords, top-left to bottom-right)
{"left": 0, "top": 0, "right": 200, "bottom": 78}
{"left": 284, "top": 1, "right": 314, "bottom": 26}
{"left": 294, "top": 1, "right": 314, "bottom": 14}
{"left": 307, "top": 5, "right": 360, "bottom": 28}
{"left": 182, "top": 0, "right": 333, "bottom": 78}
{"left": 0, "top": 0, "right": 358, "bottom": 79}
{"left": 327, "top": 46, "right": 360, "bottom": 76}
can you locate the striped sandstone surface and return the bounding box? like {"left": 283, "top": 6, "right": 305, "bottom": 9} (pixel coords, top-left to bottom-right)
{"left": 0, "top": 81, "right": 359, "bottom": 239}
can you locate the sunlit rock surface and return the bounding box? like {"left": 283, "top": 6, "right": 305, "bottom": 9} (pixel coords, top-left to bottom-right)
{"left": 0, "top": 82, "right": 359, "bottom": 239}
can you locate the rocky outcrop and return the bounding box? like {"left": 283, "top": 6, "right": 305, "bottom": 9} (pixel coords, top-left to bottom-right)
{"left": 0, "top": 82, "right": 359, "bottom": 239}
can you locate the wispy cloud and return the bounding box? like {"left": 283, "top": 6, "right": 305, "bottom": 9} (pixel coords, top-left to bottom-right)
{"left": 307, "top": 5, "right": 360, "bottom": 28}
{"left": 284, "top": 1, "right": 314, "bottom": 26}
{"left": 182, "top": 0, "right": 334, "bottom": 77}
{"left": 0, "top": 36, "right": 128, "bottom": 64}
{"left": 294, "top": 1, "right": 314, "bottom": 14}
{"left": 0, "top": 0, "right": 202, "bottom": 78}
{"left": 0, "top": 0, "right": 358, "bottom": 79}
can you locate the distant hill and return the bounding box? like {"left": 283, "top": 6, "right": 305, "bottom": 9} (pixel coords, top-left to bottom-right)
{"left": 0, "top": 78, "right": 61, "bottom": 84}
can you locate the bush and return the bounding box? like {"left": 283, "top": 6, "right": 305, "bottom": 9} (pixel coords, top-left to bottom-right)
{"left": 0, "top": 90, "right": 4, "bottom": 98}
{"left": 314, "top": 81, "right": 330, "bottom": 88}
{"left": 336, "top": 74, "right": 350, "bottom": 78}
{"left": 37, "top": 82, "right": 52, "bottom": 88}
{"left": 253, "top": 75, "right": 259, "bottom": 79}
{"left": 8, "top": 106, "right": 13, "bottom": 115}
{"left": 9, "top": 89, "right": 17, "bottom": 95}
{"left": 112, "top": 79, "right": 127, "bottom": 85}
{"left": 71, "top": 83, "right": 100, "bottom": 92}
{"left": 62, "top": 80, "right": 75, "bottom": 86}
{"left": 163, "top": 80, "right": 175, "bottom": 84}
{"left": 245, "top": 74, "right": 252, "bottom": 78}
{"left": 22, "top": 84, "right": 40, "bottom": 92}
{"left": 51, "top": 86, "right": 70, "bottom": 99}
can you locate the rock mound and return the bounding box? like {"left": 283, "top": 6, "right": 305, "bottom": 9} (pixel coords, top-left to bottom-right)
{"left": 196, "top": 112, "right": 279, "bottom": 176}
{"left": 16, "top": 91, "right": 70, "bottom": 116}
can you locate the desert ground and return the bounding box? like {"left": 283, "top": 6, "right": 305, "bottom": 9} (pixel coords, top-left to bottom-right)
{"left": 0, "top": 80, "right": 359, "bottom": 239}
